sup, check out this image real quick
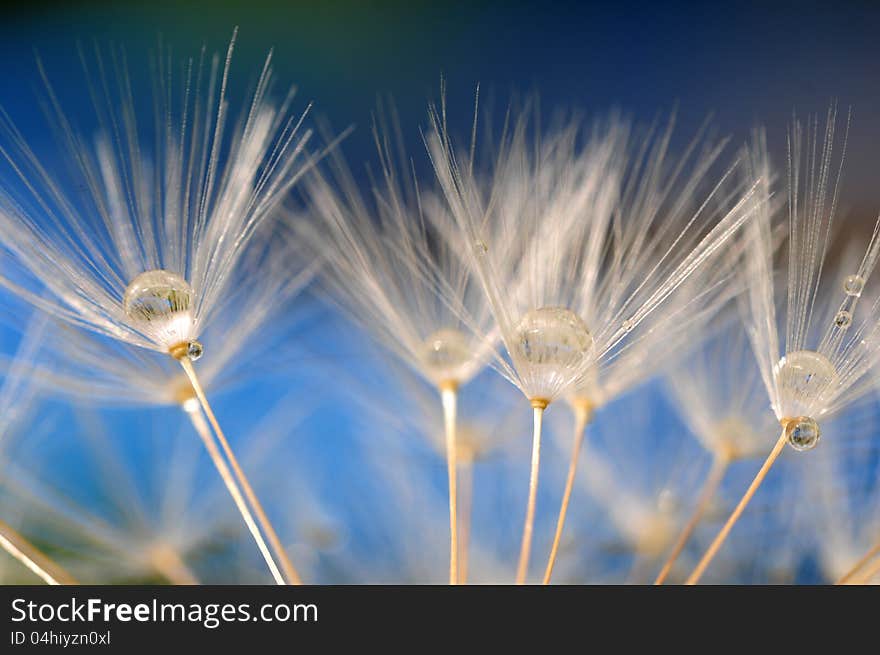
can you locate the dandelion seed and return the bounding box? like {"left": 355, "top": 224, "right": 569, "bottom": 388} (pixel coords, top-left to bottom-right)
{"left": 655, "top": 311, "right": 783, "bottom": 583}
{"left": 0, "top": 32, "right": 321, "bottom": 585}
{"left": 687, "top": 109, "right": 880, "bottom": 584}
{"left": 296, "top": 102, "right": 501, "bottom": 584}
{"left": 427, "top": 99, "right": 761, "bottom": 583}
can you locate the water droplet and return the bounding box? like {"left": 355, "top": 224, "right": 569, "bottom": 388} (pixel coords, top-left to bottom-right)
{"left": 843, "top": 274, "right": 864, "bottom": 297}
{"left": 124, "top": 270, "right": 192, "bottom": 322}
{"left": 785, "top": 416, "right": 820, "bottom": 451}
{"left": 514, "top": 307, "right": 593, "bottom": 369}
{"left": 834, "top": 310, "right": 852, "bottom": 328}
{"left": 774, "top": 350, "right": 837, "bottom": 417}
{"left": 622, "top": 318, "right": 635, "bottom": 332}
{"left": 187, "top": 340, "right": 204, "bottom": 361}
{"left": 421, "top": 328, "right": 471, "bottom": 383}
{"left": 123, "top": 270, "right": 195, "bottom": 348}
{"left": 474, "top": 240, "right": 488, "bottom": 255}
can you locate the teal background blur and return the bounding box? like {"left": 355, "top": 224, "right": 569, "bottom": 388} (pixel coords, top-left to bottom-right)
{"left": 2, "top": 1, "right": 880, "bottom": 214}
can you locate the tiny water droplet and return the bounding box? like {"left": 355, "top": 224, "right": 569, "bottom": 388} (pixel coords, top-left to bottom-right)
{"left": 622, "top": 318, "right": 634, "bottom": 332}
{"left": 843, "top": 274, "right": 864, "bottom": 297}
{"left": 834, "top": 310, "right": 852, "bottom": 328}
{"left": 186, "top": 340, "right": 204, "bottom": 361}
{"left": 474, "top": 240, "right": 488, "bottom": 255}
{"left": 785, "top": 416, "right": 820, "bottom": 451}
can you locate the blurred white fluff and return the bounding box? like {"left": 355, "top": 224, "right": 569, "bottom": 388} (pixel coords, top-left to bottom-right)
{"left": 561, "top": 387, "right": 706, "bottom": 579}
{"left": 0, "top": 30, "right": 315, "bottom": 355}
{"left": 0, "top": 396, "right": 330, "bottom": 584}
{"left": 803, "top": 410, "right": 880, "bottom": 583}
{"left": 666, "top": 313, "right": 781, "bottom": 462}
{"left": 426, "top": 98, "right": 762, "bottom": 405}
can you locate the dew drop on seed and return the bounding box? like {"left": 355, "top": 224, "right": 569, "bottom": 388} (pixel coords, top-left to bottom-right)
{"left": 774, "top": 350, "right": 837, "bottom": 416}
{"left": 124, "top": 270, "right": 193, "bottom": 324}
{"left": 785, "top": 416, "right": 820, "bottom": 451}
{"left": 843, "top": 274, "right": 864, "bottom": 297}
{"left": 834, "top": 310, "right": 852, "bottom": 328}
{"left": 515, "top": 307, "right": 593, "bottom": 370}
{"left": 421, "top": 328, "right": 471, "bottom": 383}
{"left": 187, "top": 340, "right": 204, "bottom": 361}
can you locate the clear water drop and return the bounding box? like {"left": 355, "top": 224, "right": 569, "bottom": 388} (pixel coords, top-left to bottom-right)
{"left": 420, "top": 328, "right": 472, "bottom": 384}
{"left": 785, "top": 416, "right": 820, "bottom": 451}
{"left": 621, "top": 318, "right": 635, "bottom": 333}
{"left": 187, "top": 340, "right": 204, "bottom": 361}
{"left": 834, "top": 310, "right": 852, "bottom": 328}
{"left": 123, "top": 270, "right": 196, "bottom": 349}
{"left": 124, "top": 270, "right": 193, "bottom": 323}
{"left": 843, "top": 274, "right": 864, "bottom": 297}
{"left": 514, "top": 307, "right": 593, "bottom": 371}
{"left": 774, "top": 350, "right": 837, "bottom": 417}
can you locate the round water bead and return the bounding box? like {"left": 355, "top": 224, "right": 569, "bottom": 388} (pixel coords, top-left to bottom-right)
{"left": 124, "top": 270, "right": 193, "bottom": 322}
{"left": 420, "top": 328, "right": 472, "bottom": 384}
{"left": 514, "top": 307, "right": 593, "bottom": 378}
{"left": 123, "top": 270, "right": 195, "bottom": 348}
{"left": 187, "top": 340, "right": 204, "bottom": 361}
{"left": 843, "top": 274, "right": 865, "bottom": 297}
{"left": 774, "top": 350, "right": 837, "bottom": 416}
{"left": 785, "top": 416, "right": 820, "bottom": 451}
{"left": 834, "top": 310, "right": 853, "bottom": 328}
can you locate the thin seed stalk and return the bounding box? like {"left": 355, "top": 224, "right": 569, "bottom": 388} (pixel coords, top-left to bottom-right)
{"left": 0, "top": 519, "right": 77, "bottom": 585}
{"left": 184, "top": 404, "right": 285, "bottom": 585}
{"left": 150, "top": 543, "right": 199, "bottom": 585}
{"left": 178, "top": 357, "right": 302, "bottom": 585}
{"left": 441, "top": 383, "right": 459, "bottom": 585}
{"left": 686, "top": 427, "right": 788, "bottom": 585}
{"left": 836, "top": 540, "right": 880, "bottom": 585}
{"left": 543, "top": 401, "right": 592, "bottom": 584}
{"left": 516, "top": 401, "right": 546, "bottom": 585}
{"left": 654, "top": 453, "right": 729, "bottom": 585}
{"left": 852, "top": 554, "right": 880, "bottom": 585}
{"left": 459, "top": 456, "right": 474, "bottom": 584}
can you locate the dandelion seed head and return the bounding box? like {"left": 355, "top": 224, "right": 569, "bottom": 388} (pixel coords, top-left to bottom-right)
{"left": 298, "top": 104, "right": 498, "bottom": 390}
{"left": 512, "top": 306, "right": 593, "bottom": 401}
{"left": 427, "top": 98, "right": 760, "bottom": 408}
{"left": 666, "top": 314, "right": 780, "bottom": 461}
{"left": 0, "top": 35, "right": 316, "bottom": 357}
{"left": 712, "top": 416, "right": 761, "bottom": 460}
{"left": 741, "top": 113, "right": 880, "bottom": 426}
{"left": 419, "top": 328, "right": 472, "bottom": 387}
